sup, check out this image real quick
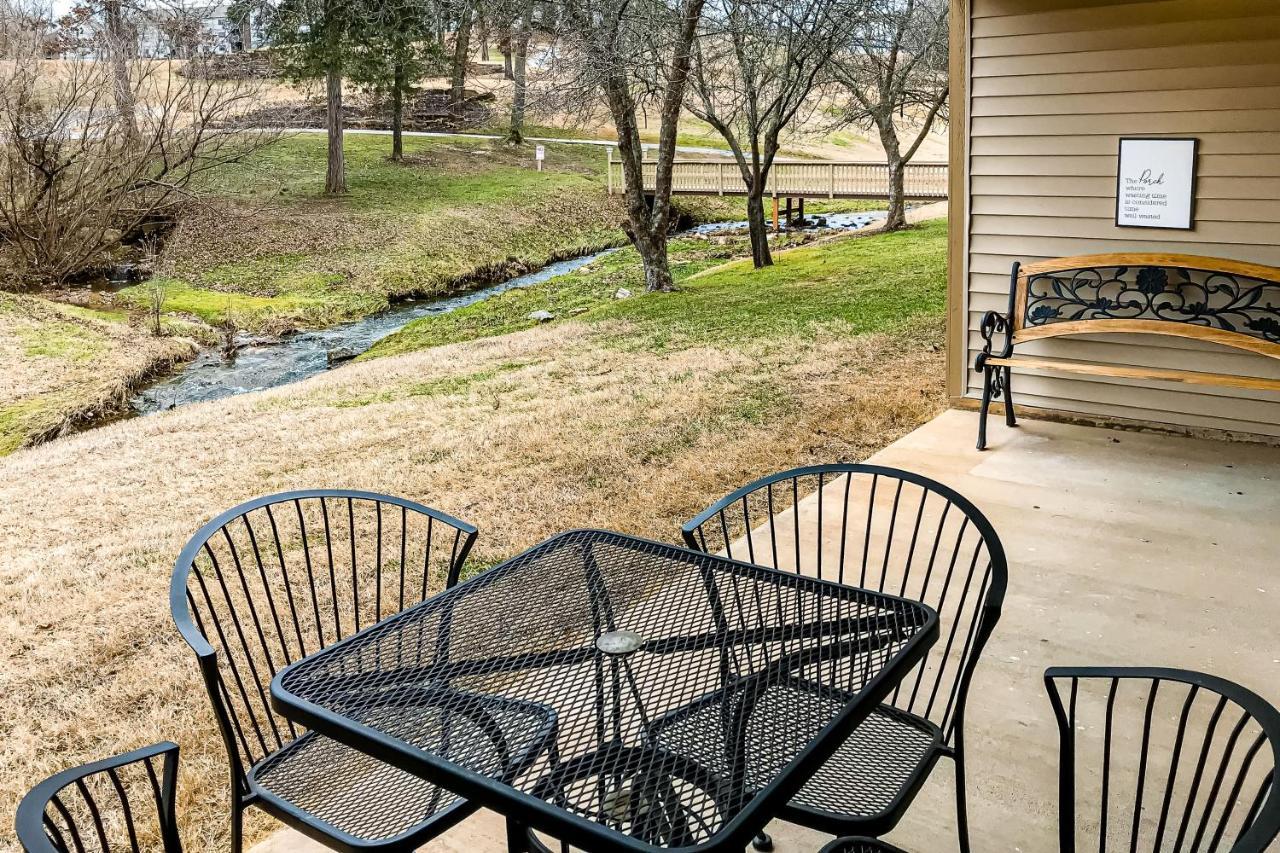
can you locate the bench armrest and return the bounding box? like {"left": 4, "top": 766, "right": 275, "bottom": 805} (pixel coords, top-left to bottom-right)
{"left": 975, "top": 311, "right": 1014, "bottom": 370}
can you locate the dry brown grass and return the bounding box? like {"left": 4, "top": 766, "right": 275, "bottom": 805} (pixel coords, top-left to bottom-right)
{"left": 0, "top": 294, "right": 196, "bottom": 454}
{"left": 0, "top": 300, "right": 943, "bottom": 851}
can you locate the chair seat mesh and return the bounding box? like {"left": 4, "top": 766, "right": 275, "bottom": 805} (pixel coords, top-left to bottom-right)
{"left": 655, "top": 688, "right": 939, "bottom": 825}
{"left": 250, "top": 732, "right": 464, "bottom": 843}
{"left": 790, "top": 703, "right": 939, "bottom": 819}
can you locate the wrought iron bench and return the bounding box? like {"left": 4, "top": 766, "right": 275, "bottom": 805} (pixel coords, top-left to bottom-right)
{"left": 974, "top": 254, "right": 1280, "bottom": 450}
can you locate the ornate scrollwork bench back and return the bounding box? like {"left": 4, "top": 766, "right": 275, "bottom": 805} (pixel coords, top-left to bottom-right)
{"left": 973, "top": 253, "right": 1280, "bottom": 450}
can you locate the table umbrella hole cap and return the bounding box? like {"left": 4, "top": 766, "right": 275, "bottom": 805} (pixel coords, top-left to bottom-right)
{"left": 596, "top": 630, "right": 644, "bottom": 656}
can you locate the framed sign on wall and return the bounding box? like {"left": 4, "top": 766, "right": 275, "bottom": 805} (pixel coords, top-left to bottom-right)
{"left": 1115, "top": 137, "right": 1199, "bottom": 230}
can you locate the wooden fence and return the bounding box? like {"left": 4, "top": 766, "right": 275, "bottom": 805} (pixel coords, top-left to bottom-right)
{"left": 607, "top": 155, "right": 948, "bottom": 200}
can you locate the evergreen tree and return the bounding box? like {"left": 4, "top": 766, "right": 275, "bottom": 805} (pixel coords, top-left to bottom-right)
{"left": 348, "top": 0, "right": 444, "bottom": 160}
{"left": 269, "top": 0, "right": 371, "bottom": 192}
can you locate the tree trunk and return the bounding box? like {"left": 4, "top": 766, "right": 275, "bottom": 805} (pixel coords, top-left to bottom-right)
{"left": 634, "top": 229, "right": 675, "bottom": 292}
{"left": 325, "top": 66, "right": 346, "bottom": 193}
{"left": 884, "top": 157, "right": 906, "bottom": 230}
{"left": 477, "top": 15, "right": 489, "bottom": 60}
{"left": 506, "top": 0, "right": 533, "bottom": 145}
{"left": 450, "top": 4, "right": 474, "bottom": 120}
{"left": 598, "top": 0, "right": 705, "bottom": 293}
{"left": 238, "top": 14, "right": 251, "bottom": 51}
{"left": 878, "top": 121, "right": 906, "bottom": 230}
{"left": 103, "top": 0, "right": 136, "bottom": 141}
{"left": 390, "top": 63, "right": 405, "bottom": 161}
{"left": 744, "top": 190, "right": 773, "bottom": 268}
{"left": 498, "top": 29, "right": 513, "bottom": 79}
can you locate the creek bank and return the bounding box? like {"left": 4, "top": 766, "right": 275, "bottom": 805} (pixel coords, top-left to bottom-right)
{"left": 129, "top": 210, "right": 891, "bottom": 414}
{"left": 128, "top": 245, "right": 628, "bottom": 414}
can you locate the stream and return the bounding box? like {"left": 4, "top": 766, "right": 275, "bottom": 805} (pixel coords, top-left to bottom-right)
{"left": 128, "top": 210, "right": 888, "bottom": 415}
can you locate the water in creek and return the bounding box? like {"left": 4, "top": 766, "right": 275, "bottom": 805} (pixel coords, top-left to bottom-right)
{"left": 129, "top": 210, "right": 888, "bottom": 415}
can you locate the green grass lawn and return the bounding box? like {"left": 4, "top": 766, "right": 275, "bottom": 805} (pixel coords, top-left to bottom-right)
{"left": 368, "top": 219, "right": 947, "bottom": 358}
{"left": 119, "top": 134, "right": 635, "bottom": 331}
{"left": 121, "top": 133, "right": 883, "bottom": 334}
{"left": 598, "top": 221, "right": 947, "bottom": 347}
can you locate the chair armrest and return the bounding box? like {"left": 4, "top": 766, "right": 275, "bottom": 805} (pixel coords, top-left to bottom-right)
{"left": 975, "top": 311, "right": 1014, "bottom": 370}
{"left": 17, "top": 743, "right": 181, "bottom": 853}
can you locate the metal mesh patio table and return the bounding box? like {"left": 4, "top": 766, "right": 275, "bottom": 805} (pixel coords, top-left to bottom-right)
{"left": 270, "top": 529, "right": 938, "bottom": 853}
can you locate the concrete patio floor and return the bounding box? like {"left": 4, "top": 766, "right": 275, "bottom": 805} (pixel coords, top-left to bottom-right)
{"left": 254, "top": 408, "right": 1280, "bottom": 853}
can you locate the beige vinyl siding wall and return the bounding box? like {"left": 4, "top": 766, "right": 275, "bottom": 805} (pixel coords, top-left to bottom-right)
{"left": 963, "top": 0, "right": 1280, "bottom": 437}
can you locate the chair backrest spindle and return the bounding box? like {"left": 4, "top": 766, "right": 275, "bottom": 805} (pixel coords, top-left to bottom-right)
{"left": 17, "top": 743, "right": 182, "bottom": 853}
{"left": 682, "top": 464, "right": 1008, "bottom": 743}
{"left": 1045, "top": 667, "right": 1280, "bottom": 853}
{"left": 170, "top": 490, "right": 477, "bottom": 788}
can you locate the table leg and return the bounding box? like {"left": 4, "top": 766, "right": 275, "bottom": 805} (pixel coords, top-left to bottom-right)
{"left": 506, "top": 816, "right": 530, "bottom": 853}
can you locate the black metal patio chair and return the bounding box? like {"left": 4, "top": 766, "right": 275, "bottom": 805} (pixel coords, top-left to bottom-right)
{"left": 818, "top": 838, "right": 907, "bottom": 853}
{"left": 679, "top": 464, "right": 1008, "bottom": 853}
{"left": 16, "top": 741, "right": 183, "bottom": 853}
{"left": 170, "top": 489, "right": 479, "bottom": 853}
{"left": 1045, "top": 667, "right": 1280, "bottom": 853}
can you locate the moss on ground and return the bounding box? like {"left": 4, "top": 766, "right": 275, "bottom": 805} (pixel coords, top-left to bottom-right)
{"left": 118, "top": 276, "right": 382, "bottom": 330}
{"left": 0, "top": 397, "right": 49, "bottom": 456}
{"left": 16, "top": 320, "right": 108, "bottom": 362}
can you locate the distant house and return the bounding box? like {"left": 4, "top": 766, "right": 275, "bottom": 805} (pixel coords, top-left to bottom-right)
{"left": 133, "top": 0, "right": 253, "bottom": 57}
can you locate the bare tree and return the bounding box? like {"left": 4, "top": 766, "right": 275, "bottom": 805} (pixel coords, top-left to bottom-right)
{"left": 0, "top": 51, "right": 276, "bottom": 284}
{"left": 100, "top": 0, "right": 139, "bottom": 139}
{"left": 687, "top": 0, "right": 859, "bottom": 267}
{"left": 555, "top": 0, "right": 706, "bottom": 291}
{"left": 148, "top": 0, "right": 214, "bottom": 57}
{"left": 497, "top": 22, "right": 512, "bottom": 77}
{"left": 504, "top": 0, "right": 533, "bottom": 144}
{"left": 833, "top": 0, "right": 947, "bottom": 231}
{"left": 476, "top": 8, "right": 489, "bottom": 59}
{"left": 0, "top": 0, "right": 55, "bottom": 57}
{"left": 449, "top": 0, "right": 475, "bottom": 117}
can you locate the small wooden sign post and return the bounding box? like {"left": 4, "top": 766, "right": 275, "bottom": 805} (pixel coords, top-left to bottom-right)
{"left": 535, "top": 144, "right": 546, "bottom": 172}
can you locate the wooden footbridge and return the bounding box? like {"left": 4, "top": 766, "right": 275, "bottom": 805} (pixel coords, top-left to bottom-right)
{"left": 606, "top": 153, "right": 949, "bottom": 203}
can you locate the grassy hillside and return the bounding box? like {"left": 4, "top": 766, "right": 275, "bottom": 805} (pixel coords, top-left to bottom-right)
{"left": 118, "top": 134, "right": 883, "bottom": 334}
{"left": 370, "top": 219, "right": 947, "bottom": 357}
{"left": 120, "top": 134, "right": 635, "bottom": 332}
{"left": 0, "top": 295, "right": 194, "bottom": 454}
{"left": 2, "top": 135, "right": 881, "bottom": 457}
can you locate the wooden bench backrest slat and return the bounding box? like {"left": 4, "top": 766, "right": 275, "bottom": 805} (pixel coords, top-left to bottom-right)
{"left": 1010, "top": 253, "right": 1280, "bottom": 360}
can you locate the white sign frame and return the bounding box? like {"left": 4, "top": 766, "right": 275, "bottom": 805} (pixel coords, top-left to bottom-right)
{"left": 1115, "top": 137, "right": 1199, "bottom": 230}
{"left": 535, "top": 145, "right": 546, "bottom": 161}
